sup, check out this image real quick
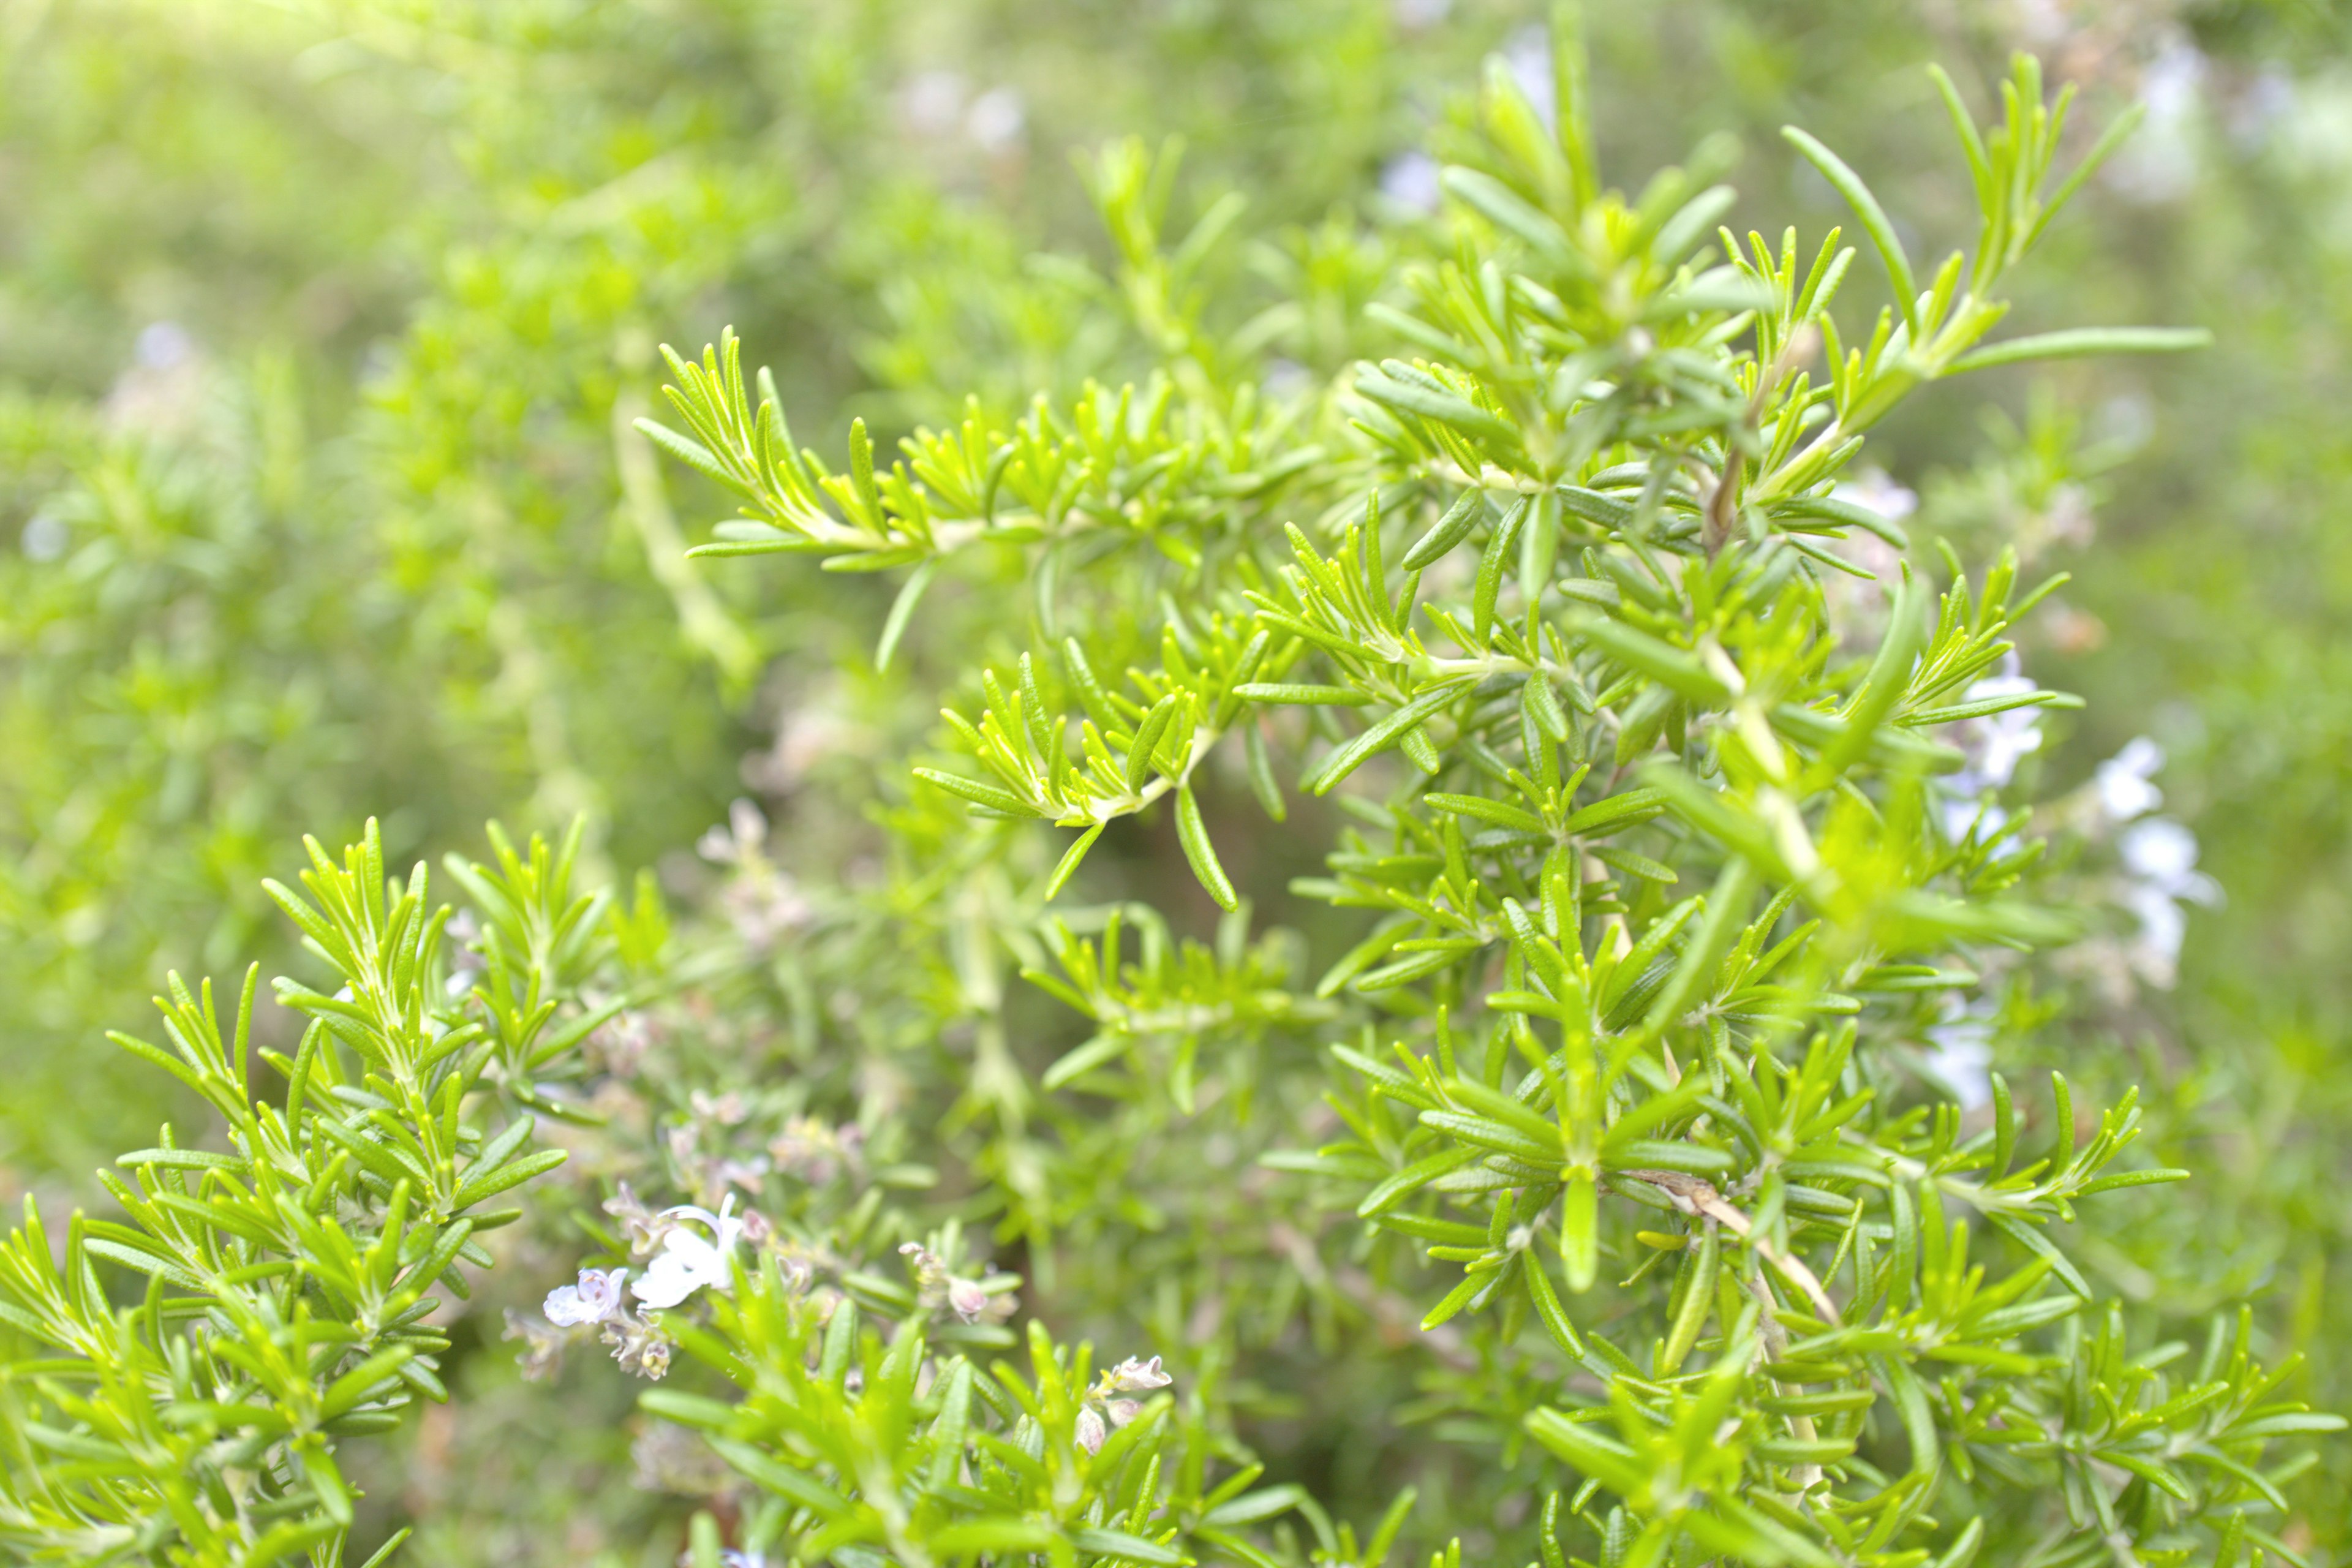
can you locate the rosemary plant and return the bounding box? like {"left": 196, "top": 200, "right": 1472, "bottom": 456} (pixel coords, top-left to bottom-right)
{"left": 0, "top": 15, "right": 2337, "bottom": 1568}
{"left": 0, "top": 823, "right": 620, "bottom": 1563}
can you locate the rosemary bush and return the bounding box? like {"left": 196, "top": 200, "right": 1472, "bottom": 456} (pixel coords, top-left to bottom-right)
{"left": 2, "top": 14, "right": 2340, "bottom": 1568}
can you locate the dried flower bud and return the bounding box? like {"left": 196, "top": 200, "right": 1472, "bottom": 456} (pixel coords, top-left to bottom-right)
{"left": 604, "top": 1181, "right": 671, "bottom": 1259}
{"left": 501, "top": 1309, "right": 571, "bottom": 1382}
{"left": 606, "top": 1313, "right": 673, "bottom": 1381}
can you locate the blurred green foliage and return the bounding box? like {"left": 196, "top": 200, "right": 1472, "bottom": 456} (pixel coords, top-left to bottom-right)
{"left": 3, "top": 0, "right": 2350, "bottom": 1563}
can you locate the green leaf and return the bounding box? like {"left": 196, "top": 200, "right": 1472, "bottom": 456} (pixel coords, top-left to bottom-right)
{"left": 1950, "top": 326, "right": 2211, "bottom": 373}
{"left": 1402, "top": 489, "right": 1489, "bottom": 570}
{"left": 1560, "top": 1172, "right": 1599, "bottom": 1293}
{"left": 916, "top": 767, "right": 1041, "bottom": 817}
{"left": 1173, "top": 785, "right": 1238, "bottom": 913}
{"left": 1046, "top": 822, "right": 1107, "bottom": 900}
{"left": 1782, "top": 126, "right": 1919, "bottom": 337}
{"left": 1071, "top": 1527, "right": 1187, "bottom": 1566}
{"left": 1305, "top": 679, "right": 1471, "bottom": 795}
{"left": 707, "top": 1436, "right": 852, "bottom": 1519}
{"left": 876, "top": 556, "right": 940, "bottom": 673}
{"left": 1354, "top": 366, "right": 1520, "bottom": 449}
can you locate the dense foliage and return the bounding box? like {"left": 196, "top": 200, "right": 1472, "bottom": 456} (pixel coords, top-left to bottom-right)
{"left": 4, "top": 2, "right": 2351, "bottom": 1566}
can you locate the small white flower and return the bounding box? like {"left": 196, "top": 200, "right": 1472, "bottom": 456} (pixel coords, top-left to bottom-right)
{"left": 1075, "top": 1405, "right": 1107, "bottom": 1454}
{"left": 545, "top": 1266, "right": 630, "bottom": 1327}
{"left": 1104, "top": 1355, "right": 1172, "bottom": 1393}
{"left": 631, "top": 1197, "right": 746, "bottom": 1310}
{"left": 2120, "top": 818, "right": 2210, "bottom": 891}
{"left": 2095, "top": 737, "right": 2165, "bottom": 822}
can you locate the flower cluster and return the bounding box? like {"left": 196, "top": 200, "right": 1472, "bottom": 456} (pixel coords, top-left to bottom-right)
{"left": 896, "top": 1239, "right": 1014, "bottom": 1325}
{"left": 2092, "top": 736, "right": 2222, "bottom": 987}
{"left": 767, "top": 1114, "right": 864, "bottom": 1185}
{"left": 698, "top": 797, "right": 814, "bottom": 950}
{"left": 1075, "top": 1355, "right": 1175, "bottom": 1453}
{"left": 508, "top": 1188, "right": 767, "bottom": 1382}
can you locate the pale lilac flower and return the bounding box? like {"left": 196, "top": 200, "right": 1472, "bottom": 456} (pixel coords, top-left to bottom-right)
{"left": 2108, "top": 40, "right": 2207, "bottom": 205}
{"left": 1262, "top": 358, "right": 1314, "bottom": 404}
{"left": 20, "top": 513, "right": 66, "bottom": 562}
{"left": 1947, "top": 666, "right": 2044, "bottom": 790}
{"left": 137, "top": 322, "right": 194, "bottom": 370}
{"left": 1076, "top": 1405, "right": 1108, "bottom": 1454}
{"left": 1379, "top": 153, "right": 1441, "bottom": 217}
{"left": 444, "top": 911, "right": 488, "bottom": 998}
{"left": 633, "top": 1197, "right": 747, "bottom": 1310}
{"left": 2094, "top": 737, "right": 2165, "bottom": 823}
{"left": 545, "top": 1266, "right": 630, "bottom": 1327}
{"left": 1922, "top": 1000, "right": 1995, "bottom": 1112}
{"left": 105, "top": 321, "right": 207, "bottom": 435}
{"left": 1504, "top": 24, "right": 1555, "bottom": 127}
{"left": 1831, "top": 468, "right": 1918, "bottom": 526}
{"left": 2117, "top": 817, "right": 2223, "bottom": 988}
{"left": 1939, "top": 653, "right": 2045, "bottom": 840}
